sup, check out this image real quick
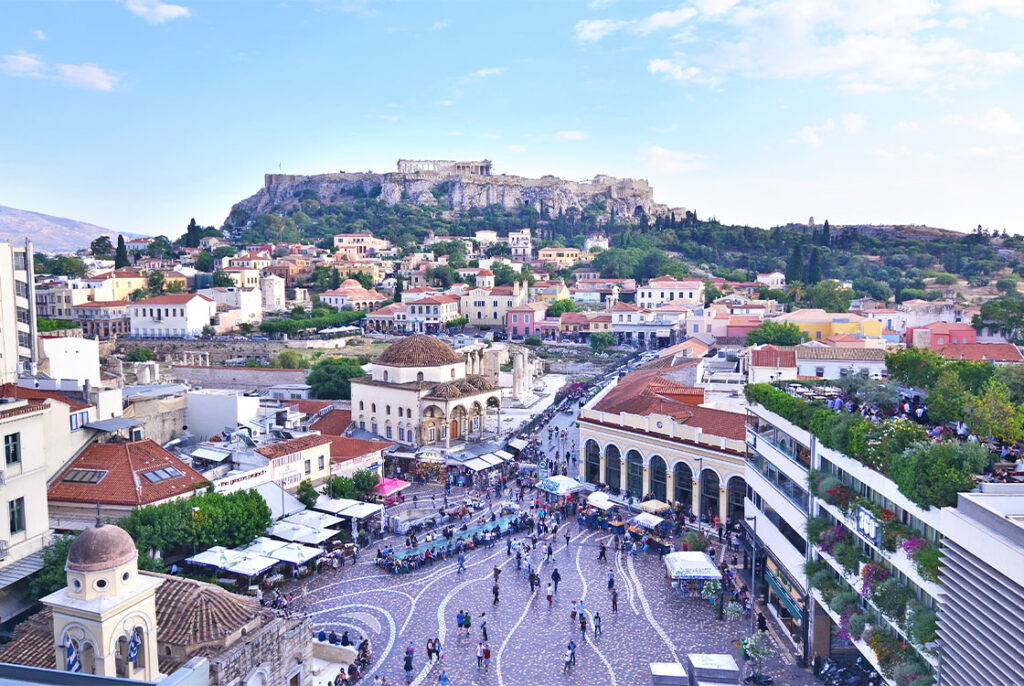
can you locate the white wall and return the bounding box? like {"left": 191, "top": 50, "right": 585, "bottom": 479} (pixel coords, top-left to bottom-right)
{"left": 42, "top": 337, "right": 101, "bottom": 386}
{"left": 186, "top": 390, "right": 261, "bottom": 440}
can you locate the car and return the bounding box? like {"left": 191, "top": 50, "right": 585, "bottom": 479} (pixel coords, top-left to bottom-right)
{"left": 252, "top": 335, "right": 269, "bottom": 341}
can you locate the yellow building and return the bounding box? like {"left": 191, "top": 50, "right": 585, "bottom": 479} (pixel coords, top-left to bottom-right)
{"left": 221, "top": 266, "right": 260, "bottom": 289}
{"left": 774, "top": 308, "right": 883, "bottom": 342}
{"left": 157, "top": 270, "right": 188, "bottom": 292}
{"left": 529, "top": 280, "right": 570, "bottom": 303}
{"left": 84, "top": 270, "right": 148, "bottom": 301}
{"left": 536, "top": 247, "right": 581, "bottom": 267}
{"left": 577, "top": 369, "right": 748, "bottom": 524}
{"left": 335, "top": 260, "right": 387, "bottom": 285}
{"left": 256, "top": 434, "right": 334, "bottom": 489}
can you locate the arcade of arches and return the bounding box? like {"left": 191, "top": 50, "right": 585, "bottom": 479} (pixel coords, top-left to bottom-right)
{"left": 581, "top": 438, "right": 746, "bottom": 524}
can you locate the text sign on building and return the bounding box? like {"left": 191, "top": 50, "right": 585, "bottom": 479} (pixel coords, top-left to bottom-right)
{"left": 856, "top": 506, "right": 880, "bottom": 545}
{"left": 213, "top": 467, "right": 270, "bottom": 494}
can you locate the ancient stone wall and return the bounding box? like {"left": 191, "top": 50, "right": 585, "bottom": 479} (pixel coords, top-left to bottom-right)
{"left": 168, "top": 365, "right": 309, "bottom": 390}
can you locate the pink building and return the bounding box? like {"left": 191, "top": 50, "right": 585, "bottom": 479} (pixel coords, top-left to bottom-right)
{"left": 506, "top": 303, "right": 548, "bottom": 339}
{"left": 905, "top": 322, "right": 977, "bottom": 350}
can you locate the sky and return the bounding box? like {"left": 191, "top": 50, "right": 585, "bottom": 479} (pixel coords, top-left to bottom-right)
{"left": 1, "top": 0, "right": 1023, "bottom": 238}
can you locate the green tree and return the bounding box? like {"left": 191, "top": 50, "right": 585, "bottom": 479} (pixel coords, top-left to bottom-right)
{"left": 126, "top": 347, "right": 154, "bottom": 362}
{"left": 744, "top": 631, "right": 773, "bottom": 678}
{"left": 129, "top": 288, "right": 148, "bottom": 302}
{"left": 307, "top": 356, "right": 366, "bottom": 399}
{"left": 393, "top": 273, "right": 404, "bottom": 302}
{"left": 590, "top": 331, "right": 615, "bottom": 352}
{"left": 994, "top": 363, "right": 1024, "bottom": 405}
{"left": 212, "top": 270, "right": 234, "bottom": 287}
{"left": 274, "top": 350, "right": 307, "bottom": 369}
{"left": 962, "top": 379, "right": 1024, "bottom": 443}
{"left": 296, "top": 479, "right": 320, "bottom": 509}
{"left": 885, "top": 348, "right": 947, "bottom": 389}
{"left": 803, "top": 280, "right": 853, "bottom": 312}
{"left": 703, "top": 280, "right": 723, "bottom": 306}
{"left": 195, "top": 250, "right": 214, "bottom": 272}
{"left": 147, "top": 270, "right": 165, "bottom": 295}
{"left": 891, "top": 441, "right": 990, "bottom": 509}
{"left": 355, "top": 271, "right": 374, "bottom": 289}
{"left": 745, "top": 321, "right": 804, "bottom": 346}
{"left": 146, "top": 235, "right": 175, "bottom": 259}
{"left": 973, "top": 296, "right": 1024, "bottom": 344}
{"left": 545, "top": 299, "right": 578, "bottom": 317}
{"left": 201, "top": 324, "right": 216, "bottom": 337}
{"left": 90, "top": 235, "right": 114, "bottom": 257}
{"left": 29, "top": 533, "right": 78, "bottom": 598}
{"left": 237, "top": 322, "right": 254, "bottom": 334}
{"left": 115, "top": 234, "right": 131, "bottom": 268}
{"left": 523, "top": 336, "right": 542, "bottom": 346}
{"left": 352, "top": 469, "right": 380, "bottom": 499}
{"left": 36, "top": 317, "right": 78, "bottom": 332}
{"left": 785, "top": 243, "right": 804, "bottom": 284}
{"left": 927, "top": 371, "right": 965, "bottom": 426}
{"left": 323, "top": 475, "right": 357, "bottom": 500}
{"left": 806, "top": 247, "right": 823, "bottom": 284}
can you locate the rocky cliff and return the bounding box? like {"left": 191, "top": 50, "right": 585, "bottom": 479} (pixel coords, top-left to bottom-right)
{"left": 227, "top": 167, "right": 670, "bottom": 226}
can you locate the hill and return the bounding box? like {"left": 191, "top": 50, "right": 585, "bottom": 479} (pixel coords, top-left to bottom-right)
{"left": 0, "top": 205, "right": 135, "bottom": 253}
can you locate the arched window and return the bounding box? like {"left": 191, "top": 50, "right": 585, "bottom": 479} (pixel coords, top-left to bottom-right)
{"left": 417, "top": 372, "right": 424, "bottom": 382}
{"left": 605, "top": 445, "right": 621, "bottom": 491}
{"left": 359, "top": 401, "right": 364, "bottom": 410}
{"left": 371, "top": 403, "right": 376, "bottom": 413}
{"left": 451, "top": 368, "right": 456, "bottom": 379}
{"left": 386, "top": 405, "right": 391, "bottom": 415}
{"left": 383, "top": 370, "right": 389, "bottom": 382}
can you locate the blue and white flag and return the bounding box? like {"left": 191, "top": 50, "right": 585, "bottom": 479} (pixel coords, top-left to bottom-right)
{"left": 128, "top": 630, "right": 140, "bottom": 663}
{"left": 66, "top": 642, "right": 81, "bottom": 673}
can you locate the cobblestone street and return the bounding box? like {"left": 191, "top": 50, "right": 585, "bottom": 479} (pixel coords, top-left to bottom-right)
{"left": 296, "top": 520, "right": 818, "bottom": 686}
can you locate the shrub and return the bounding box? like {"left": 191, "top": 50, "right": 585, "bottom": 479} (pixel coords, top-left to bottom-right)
{"left": 724, "top": 601, "right": 745, "bottom": 621}
{"left": 523, "top": 336, "right": 542, "bottom": 347}
{"left": 829, "top": 590, "right": 860, "bottom": 615}
{"left": 847, "top": 611, "right": 869, "bottom": 640}
{"left": 907, "top": 602, "right": 938, "bottom": 645}
{"left": 906, "top": 541, "right": 941, "bottom": 582}
{"left": 861, "top": 563, "right": 890, "bottom": 598}
{"left": 873, "top": 577, "right": 913, "bottom": 621}
{"left": 890, "top": 441, "right": 990, "bottom": 509}
{"left": 126, "top": 347, "right": 154, "bottom": 362}
{"left": 683, "top": 530, "right": 710, "bottom": 551}
{"left": 833, "top": 540, "right": 864, "bottom": 574}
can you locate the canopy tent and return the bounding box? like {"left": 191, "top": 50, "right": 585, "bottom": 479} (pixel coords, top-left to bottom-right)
{"left": 640, "top": 499, "right": 671, "bottom": 514}
{"left": 537, "top": 475, "right": 584, "bottom": 496}
{"left": 256, "top": 481, "right": 306, "bottom": 520}
{"left": 338, "top": 502, "right": 384, "bottom": 520}
{"left": 312, "top": 495, "right": 361, "bottom": 516}
{"left": 185, "top": 546, "right": 279, "bottom": 578}
{"left": 242, "top": 537, "right": 287, "bottom": 557}
{"left": 506, "top": 438, "right": 528, "bottom": 451}
{"left": 224, "top": 553, "right": 279, "bottom": 578}
{"left": 373, "top": 477, "right": 411, "bottom": 497}
{"left": 494, "top": 450, "right": 515, "bottom": 461}
{"left": 313, "top": 496, "right": 385, "bottom": 538}
{"left": 283, "top": 510, "right": 343, "bottom": 530}
{"left": 269, "top": 521, "right": 338, "bottom": 545}
{"left": 663, "top": 552, "right": 722, "bottom": 581}
{"left": 632, "top": 512, "right": 666, "bottom": 530}
{"left": 586, "top": 491, "right": 614, "bottom": 511}
{"left": 461, "top": 458, "right": 491, "bottom": 472}
{"left": 477, "top": 453, "right": 504, "bottom": 467}
{"left": 265, "top": 541, "right": 322, "bottom": 566}
{"left": 186, "top": 546, "right": 243, "bottom": 570}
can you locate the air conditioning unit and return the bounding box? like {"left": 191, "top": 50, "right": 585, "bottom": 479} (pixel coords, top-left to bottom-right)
{"left": 0, "top": 470, "right": 5, "bottom": 485}
{"left": 0, "top": 540, "right": 9, "bottom": 559}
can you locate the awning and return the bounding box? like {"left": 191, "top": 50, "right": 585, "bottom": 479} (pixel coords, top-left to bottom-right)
{"left": 338, "top": 502, "right": 384, "bottom": 520}
{"left": 84, "top": 417, "right": 144, "bottom": 432}
{"left": 312, "top": 495, "right": 361, "bottom": 515}
{"left": 632, "top": 512, "right": 665, "bottom": 529}
{"left": 640, "top": 499, "right": 671, "bottom": 514}
{"left": 265, "top": 541, "right": 323, "bottom": 566}
{"left": 656, "top": 329, "right": 672, "bottom": 337}
{"left": 283, "top": 510, "right": 343, "bottom": 529}
{"left": 241, "top": 537, "right": 287, "bottom": 557}
{"left": 537, "top": 475, "right": 584, "bottom": 495}
{"left": 587, "top": 491, "right": 613, "bottom": 511}
{"left": 224, "top": 553, "right": 279, "bottom": 577}
{"left": 478, "top": 453, "right": 503, "bottom": 467}
{"left": 255, "top": 482, "right": 306, "bottom": 520}
{"left": 463, "top": 458, "right": 491, "bottom": 472}
{"left": 663, "top": 552, "right": 722, "bottom": 581}
{"left": 191, "top": 446, "right": 231, "bottom": 462}
{"left": 494, "top": 450, "right": 515, "bottom": 461}
{"left": 373, "top": 477, "right": 411, "bottom": 497}
{"left": 507, "top": 438, "right": 528, "bottom": 451}
{"left": 0, "top": 550, "right": 44, "bottom": 589}
{"left": 269, "top": 521, "right": 338, "bottom": 545}
{"left": 186, "top": 546, "right": 244, "bottom": 569}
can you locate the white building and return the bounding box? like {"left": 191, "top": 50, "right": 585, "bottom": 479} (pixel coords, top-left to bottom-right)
{"left": 40, "top": 337, "right": 101, "bottom": 387}
{"left": 185, "top": 388, "right": 261, "bottom": 441}
{"left": 636, "top": 275, "right": 705, "bottom": 308}
{"left": 756, "top": 272, "right": 786, "bottom": 290}
{"left": 197, "top": 286, "right": 263, "bottom": 324}
{"left": 508, "top": 228, "right": 532, "bottom": 262}
{"left": 321, "top": 279, "right": 385, "bottom": 312}
{"left": 128, "top": 293, "right": 216, "bottom": 338}
{"left": 584, "top": 234, "right": 609, "bottom": 252}
{"left": 261, "top": 272, "right": 286, "bottom": 312}
{"left": 0, "top": 241, "right": 36, "bottom": 383}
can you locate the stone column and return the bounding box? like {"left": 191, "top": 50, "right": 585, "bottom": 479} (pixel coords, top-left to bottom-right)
{"left": 619, "top": 459, "right": 628, "bottom": 493}
{"left": 665, "top": 469, "right": 675, "bottom": 506}
{"left": 718, "top": 487, "right": 728, "bottom": 525}
{"left": 691, "top": 474, "right": 701, "bottom": 515}
{"left": 599, "top": 452, "right": 606, "bottom": 484}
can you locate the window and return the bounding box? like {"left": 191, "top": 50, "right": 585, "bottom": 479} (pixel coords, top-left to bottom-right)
{"left": 142, "top": 467, "right": 184, "bottom": 482}
{"left": 386, "top": 405, "right": 391, "bottom": 415}
{"left": 386, "top": 426, "right": 393, "bottom": 439}
{"left": 359, "top": 401, "right": 364, "bottom": 410}
{"left": 304, "top": 459, "right": 311, "bottom": 475}
{"left": 428, "top": 427, "right": 436, "bottom": 442}
{"left": 371, "top": 403, "right": 376, "bottom": 412}
{"left": 63, "top": 469, "right": 107, "bottom": 484}
{"left": 399, "top": 428, "right": 405, "bottom": 441}
{"left": 4, "top": 433, "right": 20, "bottom": 465}
{"left": 417, "top": 372, "right": 424, "bottom": 382}
{"left": 318, "top": 455, "right": 325, "bottom": 471}
{"left": 371, "top": 422, "right": 378, "bottom": 435}
{"left": 8, "top": 498, "right": 25, "bottom": 535}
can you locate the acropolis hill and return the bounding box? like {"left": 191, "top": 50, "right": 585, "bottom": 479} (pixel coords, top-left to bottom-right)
{"left": 228, "top": 159, "right": 673, "bottom": 223}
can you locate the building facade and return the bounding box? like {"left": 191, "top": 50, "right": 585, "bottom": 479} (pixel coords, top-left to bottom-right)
{"left": 128, "top": 294, "right": 216, "bottom": 338}
{"left": 0, "top": 240, "right": 37, "bottom": 382}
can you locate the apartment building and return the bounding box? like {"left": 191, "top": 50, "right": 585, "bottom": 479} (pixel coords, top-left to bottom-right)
{"left": 636, "top": 275, "right": 705, "bottom": 307}
{"left": 0, "top": 241, "right": 36, "bottom": 383}
{"left": 333, "top": 233, "right": 390, "bottom": 259}
{"left": 460, "top": 281, "right": 528, "bottom": 329}
{"left": 508, "top": 228, "right": 532, "bottom": 262}
{"left": 128, "top": 293, "right": 217, "bottom": 338}
{"left": 536, "top": 247, "right": 581, "bottom": 267}
{"left": 72, "top": 301, "right": 131, "bottom": 340}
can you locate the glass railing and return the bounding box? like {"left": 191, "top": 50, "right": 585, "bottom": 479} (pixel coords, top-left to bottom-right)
{"left": 747, "top": 425, "right": 811, "bottom": 470}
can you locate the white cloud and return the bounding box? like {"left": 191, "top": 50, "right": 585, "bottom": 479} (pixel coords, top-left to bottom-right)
{"left": 507, "top": 144, "right": 526, "bottom": 153}
{"left": 898, "top": 121, "right": 920, "bottom": 131}
{"left": 555, "top": 130, "right": 588, "bottom": 142}
{"left": 635, "top": 7, "right": 697, "bottom": 35}
{"left": 637, "top": 145, "right": 705, "bottom": 173}
{"left": 695, "top": 0, "right": 739, "bottom": 15}
{"left": 373, "top": 114, "right": 402, "bottom": 122}
{"left": 32, "top": 30, "right": 46, "bottom": 41}
{"left": 947, "top": 16, "right": 969, "bottom": 29}
{"left": 944, "top": 107, "right": 1022, "bottom": 135}
{"left": 795, "top": 119, "right": 835, "bottom": 147}
{"left": 874, "top": 148, "right": 897, "bottom": 159}
{"left": 842, "top": 113, "right": 866, "bottom": 134}
{"left": 648, "top": 58, "right": 701, "bottom": 81}
{"left": 472, "top": 67, "right": 507, "bottom": 79}
{"left": 441, "top": 99, "right": 454, "bottom": 106}
{"left": 1, "top": 51, "right": 119, "bottom": 90}
{"left": 431, "top": 21, "right": 448, "bottom": 31}
{"left": 949, "top": 0, "right": 1024, "bottom": 18}
{"left": 574, "top": 18, "right": 626, "bottom": 42}
{"left": 121, "top": 0, "right": 191, "bottom": 23}
{"left": 448, "top": 130, "right": 462, "bottom": 136}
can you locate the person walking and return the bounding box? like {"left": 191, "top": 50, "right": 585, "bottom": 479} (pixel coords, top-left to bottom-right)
{"left": 456, "top": 610, "right": 464, "bottom": 637}
{"left": 493, "top": 565, "right": 501, "bottom": 582}
{"left": 570, "top": 600, "right": 578, "bottom": 625}
{"left": 552, "top": 567, "right": 561, "bottom": 593}
{"left": 564, "top": 530, "right": 570, "bottom": 549}
{"left": 476, "top": 642, "right": 484, "bottom": 670}
{"left": 546, "top": 582, "right": 554, "bottom": 607}
{"left": 593, "top": 611, "right": 602, "bottom": 637}
{"left": 579, "top": 612, "right": 588, "bottom": 641}
{"left": 438, "top": 669, "right": 450, "bottom": 686}
{"left": 403, "top": 651, "right": 414, "bottom": 684}
{"left": 481, "top": 613, "right": 488, "bottom": 641}
{"left": 569, "top": 640, "right": 577, "bottom": 666}
{"left": 457, "top": 552, "right": 466, "bottom": 574}
{"left": 483, "top": 643, "right": 491, "bottom": 671}
{"left": 611, "top": 587, "right": 619, "bottom": 613}
{"left": 507, "top": 538, "right": 512, "bottom": 556}
{"left": 563, "top": 646, "right": 573, "bottom": 673}
{"left": 598, "top": 543, "right": 607, "bottom": 561}
{"left": 528, "top": 569, "right": 537, "bottom": 594}
{"left": 546, "top": 543, "right": 553, "bottom": 561}
{"left": 426, "top": 638, "right": 434, "bottom": 662}
{"left": 492, "top": 582, "right": 500, "bottom": 605}
{"left": 607, "top": 570, "right": 614, "bottom": 591}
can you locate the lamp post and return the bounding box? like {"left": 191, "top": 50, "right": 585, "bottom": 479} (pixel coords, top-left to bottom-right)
{"left": 745, "top": 514, "right": 759, "bottom": 636}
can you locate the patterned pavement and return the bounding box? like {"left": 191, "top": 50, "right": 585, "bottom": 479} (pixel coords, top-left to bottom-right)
{"left": 294, "top": 515, "right": 819, "bottom": 686}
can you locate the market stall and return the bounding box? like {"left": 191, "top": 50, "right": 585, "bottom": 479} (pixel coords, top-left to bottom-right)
{"left": 663, "top": 551, "right": 722, "bottom": 598}
{"left": 537, "top": 475, "right": 584, "bottom": 496}
{"left": 373, "top": 477, "right": 411, "bottom": 505}
{"left": 587, "top": 491, "right": 614, "bottom": 511}
{"left": 269, "top": 520, "right": 338, "bottom": 546}
{"left": 640, "top": 499, "right": 671, "bottom": 515}
{"left": 628, "top": 512, "right": 672, "bottom": 554}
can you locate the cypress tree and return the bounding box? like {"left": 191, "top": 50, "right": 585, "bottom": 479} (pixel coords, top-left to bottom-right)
{"left": 806, "top": 247, "right": 823, "bottom": 284}
{"left": 821, "top": 219, "right": 831, "bottom": 246}
{"left": 115, "top": 234, "right": 130, "bottom": 268}
{"left": 785, "top": 243, "right": 804, "bottom": 284}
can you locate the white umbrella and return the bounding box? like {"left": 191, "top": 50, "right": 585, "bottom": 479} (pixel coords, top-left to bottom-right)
{"left": 663, "top": 552, "right": 721, "bottom": 581}
{"left": 632, "top": 512, "right": 665, "bottom": 530}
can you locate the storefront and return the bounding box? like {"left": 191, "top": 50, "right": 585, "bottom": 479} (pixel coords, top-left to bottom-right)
{"left": 763, "top": 557, "right": 806, "bottom": 652}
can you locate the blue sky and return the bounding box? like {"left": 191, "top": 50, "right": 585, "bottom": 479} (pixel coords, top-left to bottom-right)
{"left": 2, "top": 0, "right": 1023, "bottom": 237}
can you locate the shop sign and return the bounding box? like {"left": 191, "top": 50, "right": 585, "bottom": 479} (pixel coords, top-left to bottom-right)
{"left": 856, "top": 505, "right": 881, "bottom": 545}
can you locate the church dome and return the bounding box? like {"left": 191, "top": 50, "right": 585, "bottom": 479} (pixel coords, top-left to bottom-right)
{"left": 67, "top": 524, "right": 137, "bottom": 572}
{"left": 341, "top": 279, "right": 362, "bottom": 288}
{"left": 375, "top": 334, "right": 464, "bottom": 368}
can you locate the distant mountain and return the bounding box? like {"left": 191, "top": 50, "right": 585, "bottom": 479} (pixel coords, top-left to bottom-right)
{"left": 0, "top": 205, "right": 141, "bottom": 253}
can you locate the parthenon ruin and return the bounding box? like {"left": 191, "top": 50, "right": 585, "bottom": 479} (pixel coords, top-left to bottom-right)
{"left": 397, "top": 159, "right": 493, "bottom": 176}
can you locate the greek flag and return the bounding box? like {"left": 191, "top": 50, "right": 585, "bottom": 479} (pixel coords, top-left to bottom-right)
{"left": 66, "top": 642, "right": 81, "bottom": 673}
{"left": 128, "top": 630, "right": 140, "bottom": 663}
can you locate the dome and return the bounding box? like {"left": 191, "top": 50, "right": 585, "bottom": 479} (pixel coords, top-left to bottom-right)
{"left": 466, "top": 375, "right": 495, "bottom": 391}
{"left": 375, "top": 334, "right": 464, "bottom": 368}
{"left": 426, "top": 382, "right": 462, "bottom": 399}
{"left": 67, "top": 524, "right": 138, "bottom": 572}
{"left": 341, "top": 279, "right": 361, "bottom": 288}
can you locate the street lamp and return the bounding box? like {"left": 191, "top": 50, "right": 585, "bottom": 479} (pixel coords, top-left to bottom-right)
{"left": 745, "top": 515, "right": 759, "bottom": 636}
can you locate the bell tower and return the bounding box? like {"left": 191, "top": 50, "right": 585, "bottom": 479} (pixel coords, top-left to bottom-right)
{"left": 41, "top": 524, "right": 163, "bottom": 680}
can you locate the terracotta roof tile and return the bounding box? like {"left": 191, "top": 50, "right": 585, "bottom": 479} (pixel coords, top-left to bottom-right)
{"left": 285, "top": 399, "right": 333, "bottom": 415}
{"left": 750, "top": 345, "right": 797, "bottom": 368}
{"left": 310, "top": 409, "right": 353, "bottom": 436}
{"left": 134, "top": 293, "right": 213, "bottom": 305}
{"left": 255, "top": 434, "right": 332, "bottom": 460}
{"left": 0, "top": 383, "right": 91, "bottom": 411}
{"left": 937, "top": 343, "right": 1024, "bottom": 363}
{"left": 375, "top": 334, "right": 464, "bottom": 367}
{"left": 48, "top": 440, "right": 208, "bottom": 507}
{"left": 327, "top": 436, "right": 393, "bottom": 461}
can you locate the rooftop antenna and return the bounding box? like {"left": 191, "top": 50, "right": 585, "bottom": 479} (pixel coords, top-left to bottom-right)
{"left": 95, "top": 502, "right": 103, "bottom": 528}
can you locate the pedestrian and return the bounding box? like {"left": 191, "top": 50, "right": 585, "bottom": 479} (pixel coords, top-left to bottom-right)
{"left": 426, "top": 638, "right": 434, "bottom": 662}
{"left": 598, "top": 543, "right": 607, "bottom": 561}
{"left": 481, "top": 613, "right": 488, "bottom": 641}
{"left": 457, "top": 552, "right": 466, "bottom": 574}
{"left": 528, "top": 570, "right": 537, "bottom": 594}
{"left": 578, "top": 598, "right": 586, "bottom": 615}
{"left": 493, "top": 565, "right": 501, "bottom": 582}
{"left": 611, "top": 587, "right": 618, "bottom": 613}
{"left": 456, "top": 610, "right": 464, "bottom": 636}
{"left": 546, "top": 543, "right": 553, "bottom": 561}
{"left": 404, "top": 652, "right": 413, "bottom": 684}
{"left": 492, "top": 582, "right": 500, "bottom": 605}
{"left": 483, "top": 643, "right": 491, "bottom": 671}
{"left": 593, "top": 611, "right": 602, "bottom": 636}
{"left": 477, "top": 642, "right": 484, "bottom": 669}
{"left": 546, "top": 582, "right": 553, "bottom": 606}
{"left": 563, "top": 646, "right": 573, "bottom": 673}
{"left": 813, "top": 652, "right": 822, "bottom": 678}
{"left": 607, "top": 571, "right": 614, "bottom": 590}
{"left": 438, "top": 669, "right": 450, "bottom": 686}
{"left": 570, "top": 600, "right": 578, "bottom": 624}
{"left": 507, "top": 538, "right": 512, "bottom": 556}
{"left": 579, "top": 612, "right": 588, "bottom": 641}
{"left": 757, "top": 612, "right": 767, "bottom": 633}
{"left": 569, "top": 639, "right": 577, "bottom": 665}
{"left": 434, "top": 636, "right": 442, "bottom": 663}
{"left": 463, "top": 611, "right": 472, "bottom": 636}
{"left": 564, "top": 530, "right": 570, "bottom": 549}
{"left": 552, "top": 567, "right": 561, "bottom": 593}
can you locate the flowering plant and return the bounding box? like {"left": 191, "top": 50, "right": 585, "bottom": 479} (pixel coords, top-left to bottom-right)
{"left": 818, "top": 524, "right": 847, "bottom": 554}
{"left": 861, "top": 563, "right": 890, "bottom": 598}
{"left": 879, "top": 507, "right": 896, "bottom": 523}
{"left": 901, "top": 536, "right": 927, "bottom": 555}
{"left": 825, "top": 483, "right": 857, "bottom": 512}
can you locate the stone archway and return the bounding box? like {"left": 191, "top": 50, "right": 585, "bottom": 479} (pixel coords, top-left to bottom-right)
{"left": 727, "top": 475, "right": 747, "bottom": 524}
{"left": 626, "top": 449, "right": 643, "bottom": 498}
{"left": 649, "top": 455, "right": 667, "bottom": 502}
{"left": 700, "top": 469, "right": 721, "bottom": 522}
{"left": 450, "top": 406, "right": 468, "bottom": 440}
{"left": 605, "top": 444, "right": 621, "bottom": 491}
{"left": 674, "top": 461, "right": 693, "bottom": 509}
{"left": 585, "top": 440, "right": 600, "bottom": 483}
